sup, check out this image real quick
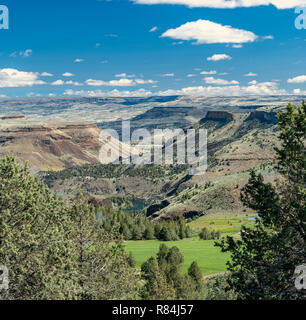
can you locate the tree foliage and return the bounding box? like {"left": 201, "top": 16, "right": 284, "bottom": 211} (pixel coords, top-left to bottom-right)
{"left": 140, "top": 244, "right": 203, "bottom": 300}
{"left": 216, "top": 102, "right": 306, "bottom": 300}
{"left": 0, "top": 156, "right": 138, "bottom": 300}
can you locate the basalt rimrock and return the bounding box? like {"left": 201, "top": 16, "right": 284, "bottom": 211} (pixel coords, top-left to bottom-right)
{"left": 202, "top": 111, "right": 235, "bottom": 122}
{"left": 246, "top": 111, "right": 278, "bottom": 124}
{"left": 0, "top": 115, "right": 25, "bottom": 120}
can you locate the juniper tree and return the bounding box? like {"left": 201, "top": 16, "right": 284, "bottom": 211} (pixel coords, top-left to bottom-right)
{"left": 0, "top": 155, "right": 79, "bottom": 299}
{"left": 69, "top": 192, "right": 139, "bottom": 300}
{"left": 216, "top": 102, "right": 306, "bottom": 300}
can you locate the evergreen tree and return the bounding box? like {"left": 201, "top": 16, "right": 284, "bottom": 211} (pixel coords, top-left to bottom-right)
{"left": 217, "top": 102, "right": 306, "bottom": 300}
{"left": 140, "top": 257, "right": 176, "bottom": 300}
{"left": 188, "top": 261, "right": 203, "bottom": 291}
{"left": 0, "top": 155, "right": 78, "bottom": 299}
{"left": 69, "top": 192, "right": 139, "bottom": 300}
{"left": 127, "top": 251, "right": 137, "bottom": 268}
{"left": 144, "top": 225, "right": 155, "bottom": 240}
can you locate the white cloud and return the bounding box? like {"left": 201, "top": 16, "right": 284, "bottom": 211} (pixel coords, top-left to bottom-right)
{"left": 149, "top": 26, "right": 158, "bottom": 32}
{"left": 65, "top": 80, "right": 287, "bottom": 97}
{"left": 262, "top": 35, "right": 274, "bottom": 40}
{"left": 134, "top": 79, "right": 157, "bottom": 84}
{"left": 65, "top": 80, "right": 83, "bottom": 86}
{"left": 51, "top": 79, "right": 82, "bottom": 86}
{"left": 41, "top": 72, "right": 54, "bottom": 77}
{"left": 161, "top": 20, "right": 258, "bottom": 45}
{"left": 85, "top": 78, "right": 156, "bottom": 87}
{"left": 232, "top": 44, "right": 243, "bottom": 48}
{"left": 156, "top": 81, "right": 286, "bottom": 96}
{"left": 100, "top": 60, "right": 109, "bottom": 64}
{"left": 293, "top": 88, "right": 306, "bottom": 95}
{"left": 62, "top": 72, "right": 75, "bottom": 77}
{"left": 187, "top": 74, "right": 196, "bottom": 77}
{"left": 200, "top": 70, "right": 217, "bottom": 75}
{"left": 204, "top": 77, "right": 239, "bottom": 85}
{"left": 161, "top": 73, "right": 174, "bottom": 77}
{"left": 74, "top": 58, "right": 84, "bottom": 63}
{"left": 115, "top": 73, "right": 136, "bottom": 78}
{"left": 0, "top": 68, "right": 45, "bottom": 88}
{"left": 245, "top": 72, "right": 257, "bottom": 77}
{"left": 51, "top": 80, "right": 65, "bottom": 86}
{"left": 207, "top": 54, "right": 232, "bottom": 61}
{"left": 64, "top": 88, "right": 153, "bottom": 97}
{"left": 287, "top": 75, "right": 306, "bottom": 83}
{"left": 132, "top": 0, "right": 306, "bottom": 9}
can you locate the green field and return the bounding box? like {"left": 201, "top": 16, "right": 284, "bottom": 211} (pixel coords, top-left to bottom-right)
{"left": 124, "top": 213, "right": 257, "bottom": 275}
{"left": 189, "top": 212, "right": 257, "bottom": 236}
{"left": 124, "top": 237, "right": 230, "bottom": 275}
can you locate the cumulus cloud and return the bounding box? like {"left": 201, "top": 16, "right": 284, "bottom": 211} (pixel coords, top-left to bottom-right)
{"left": 74, "top": 58, "right": 84, "bottom": 63}
{"left": 41, "top": 72, "right": 54, "bottom": 77}
{"left": 207, "top": 54, "right": 232, "bottom": 61}
{"left": 64, "top": 88, "right": 153, "bottom": 97}
{"left": 164, "top": 20, "right": 257, "bottom": 45}
{"left": 62, "top": 72, "right": 75, "bottom": 77}
{"left": 287, "top": 75, "right": 306, "bottom": 83}
{"left": 132, "top": 0, "right": 306, "bottom": 9}
{"left": 0, "top": 68, "right": 45, "bottom": 88}
{"left": 162, "top": 20, "right": 259, "bottom": 45}
{"left": 293, "top": 88, "right": 306, "bottom": 95}
{"left": 156, "top": 81, "right": 286, "bottom": 96}
{"left": 51, "top": 80, "right": 65, "bottom": 86}
{"left": 65, "top": 80, "right": 287, "bottom": 97}
{"left": 85, "top": 78, "right": 156, "bottom": 87}
{"left": 115, "top": 73, "right": 136, "bottom": 78}
{"left": 200, "top": 70, "right": 217, "bottom": 75}
{"left": 51, "top": 80, "right": 82, "bottom": 86}
{"left": 245, "top": 72, "right": 257, "bottom": 77}
{"left": 204, "top": 77, "right": 239, "bottom": 85}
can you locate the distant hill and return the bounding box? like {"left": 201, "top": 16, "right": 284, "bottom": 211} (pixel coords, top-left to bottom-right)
{"left": 0, "top": 119, "right": 133, "bottom": 173}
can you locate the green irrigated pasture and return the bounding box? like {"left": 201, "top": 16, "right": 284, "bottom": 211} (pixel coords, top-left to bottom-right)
{"left": 188, "top": 212, "right": 257, "bottom": 236}
{"left": 124, "top": 237, "right": 230, "bottom": 275}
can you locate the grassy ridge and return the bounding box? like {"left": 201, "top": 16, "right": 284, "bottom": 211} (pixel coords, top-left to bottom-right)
{"left": 124, "top": 238, "right": 230, "bottom": 275}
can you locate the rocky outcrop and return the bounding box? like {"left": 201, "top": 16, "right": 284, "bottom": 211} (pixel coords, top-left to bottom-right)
{"left": 246, "top": 111, "right": 278, "bottom": 124}
{"left": 202, "top": 111, "right": 235, "bottom": 122}
{"left": 1, "top": 115, "right": 25, "bottom": 120}
{"left": 146, "top": 200, "right": 170, "bottom": 217}
{"left": 88, "top": 196, "right": 113, "bottom": 209}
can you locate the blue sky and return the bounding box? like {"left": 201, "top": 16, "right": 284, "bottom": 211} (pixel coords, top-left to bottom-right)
{"left": 0, "top": 0, "right": 305, "bottom": 97}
